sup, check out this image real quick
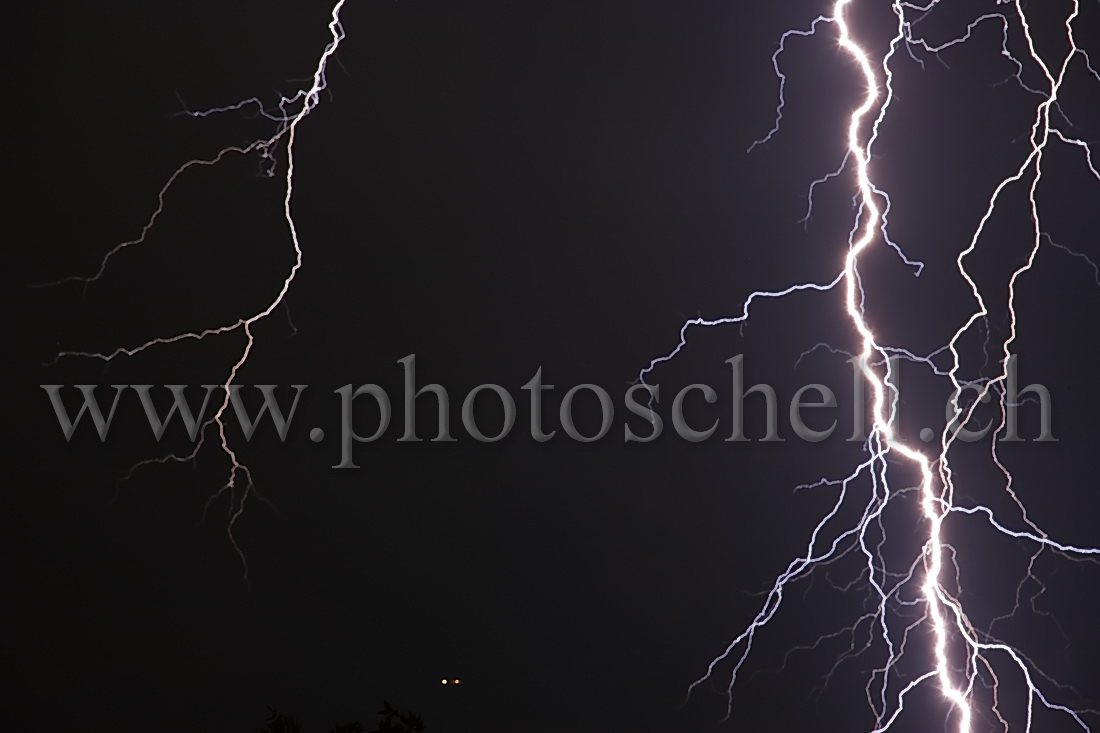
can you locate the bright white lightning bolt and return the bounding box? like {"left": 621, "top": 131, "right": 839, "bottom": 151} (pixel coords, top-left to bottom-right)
{"left": 35, "top": 0, "right": 1099, "bottom": 725}
{"left": 41, "top": 1, "right": 348, "bottom": 578}
{"left": 642, "top": 0, "right": 1100, "bottom": 730}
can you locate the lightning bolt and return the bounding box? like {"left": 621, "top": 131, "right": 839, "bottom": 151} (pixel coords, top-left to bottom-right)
{"left": 40, "top": 1, "right": 349, "bottom": 578}
{"left": 642, "top": 1, "right": 1099, "bottom": 730}
{"left": 35, "top": 0, "right": 1099, "bottom": 725}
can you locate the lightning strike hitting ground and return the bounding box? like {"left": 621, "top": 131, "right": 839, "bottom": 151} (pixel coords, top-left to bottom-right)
{"left": 43, "top": 1, "right": 349, "bottom": 578}
{"left": 641, "top": 1, "right": 1099, "bottom": 730}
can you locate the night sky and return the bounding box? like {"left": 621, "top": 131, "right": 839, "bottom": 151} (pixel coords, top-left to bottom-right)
{"left": 13, "top": 2, "right": 1100, "bottom": 732}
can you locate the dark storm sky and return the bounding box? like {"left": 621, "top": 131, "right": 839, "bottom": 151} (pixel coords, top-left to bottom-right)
{"left": 13, "top": 2, "right": 1100, "bottom": 732}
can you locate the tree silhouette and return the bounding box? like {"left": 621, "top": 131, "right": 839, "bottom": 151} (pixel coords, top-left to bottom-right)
{"left": 328, "top": 723, "right": 366, "bottom": 733}
{"left": 370, "top": 701, "right": 424, "bottom": 733}
{"left": 257, "top": 701, "right": 424, "bottom": 733}
{"left": 261, "top": 707, "right": 303, "bottom": 733}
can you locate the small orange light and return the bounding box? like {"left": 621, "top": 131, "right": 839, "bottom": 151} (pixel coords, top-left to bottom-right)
{"left": 453, "top": 679, "right": 461, "bottom": 685}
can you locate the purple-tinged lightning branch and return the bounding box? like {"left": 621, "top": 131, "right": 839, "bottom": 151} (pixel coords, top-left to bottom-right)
{"left": 644, "top": 1, "right": 1099, "bottom": 731}
{"left": 45, "top": 2, "right": 348, "bottom": 577}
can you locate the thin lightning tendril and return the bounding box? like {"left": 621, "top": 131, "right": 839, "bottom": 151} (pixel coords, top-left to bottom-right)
{"left": 643, "top": 0, "right": 1099, "bottom": 730}
{"left": 43, "top": 1, "right": 349, "bottom": 579}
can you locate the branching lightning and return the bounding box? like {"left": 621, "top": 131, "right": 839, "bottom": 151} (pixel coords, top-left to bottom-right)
{"left": 42, "top": 2, "right": 349, "bottom": 578}
{"left": 642, "top": 0, "right": 1099, "bottom": 730}
{"left": 37, "top": 0, "right": 1099, "bottom": 727}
